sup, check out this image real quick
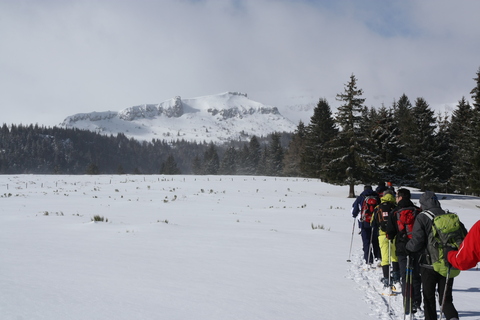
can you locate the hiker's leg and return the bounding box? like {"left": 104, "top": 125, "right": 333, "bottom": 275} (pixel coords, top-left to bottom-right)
{"left": 438, "top": 276, "right": 459, "bottom": 320}
{"left": 398, "top": 255, "right": 407, "bottom": 295}
{"left": 412, "top": 254, "right": 422, "bottom": 306}
{"left": 361, "top": 226, "right": 372, "bottom": 263}
{"left": 420, "top": 267, "right": 438, "bottom": 320}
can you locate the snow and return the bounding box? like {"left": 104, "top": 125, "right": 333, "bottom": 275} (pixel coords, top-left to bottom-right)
{"left": 1, "top": 175, "right": 480, "bottom": 320}
{"left": 60, "top": 92, "right": 299, "bottom": 144}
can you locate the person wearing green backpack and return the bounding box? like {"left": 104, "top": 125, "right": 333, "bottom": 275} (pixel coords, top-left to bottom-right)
{"left": 406, "top": 191, "right": 467, "bottom": 320}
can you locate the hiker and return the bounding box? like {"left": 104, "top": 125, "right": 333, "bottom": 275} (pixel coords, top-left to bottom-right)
{"left": 448, "top": 220, "right": 480, "bottom": 270}
{"left": 351, "top": 185, "right": 381, "bottom": 265}
{"left": 386, "top": 181, "right": 396, "bottom": 196}
{"left": 374, "top": 191, "right": 400, "bottom": 292}
{"left": 406, "top": 191, "right": 467, "bottom": 320}
{"left": 386, "top": 188, "right": 422, "bottom": 313}
{"left": 375, "top": 181, "right": 388, "bottom": 198}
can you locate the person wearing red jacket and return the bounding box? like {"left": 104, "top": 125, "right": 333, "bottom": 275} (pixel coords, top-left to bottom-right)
{"left": 448, "top": 220, "right": 480, "bottom": 270}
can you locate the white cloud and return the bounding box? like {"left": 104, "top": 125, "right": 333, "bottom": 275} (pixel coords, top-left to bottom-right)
{"left": 0, "top": 0, "right": 479, "bottom": 126}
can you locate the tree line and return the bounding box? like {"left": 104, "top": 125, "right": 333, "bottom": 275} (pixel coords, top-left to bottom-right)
{"left": 1, "top": 66, "right": 479, "bottom": 196}
{"left": 292, "top": 67, "right": 480, "bottom": 196}
{"left": 0, "top": 123, "right": 291, "bottom": 176}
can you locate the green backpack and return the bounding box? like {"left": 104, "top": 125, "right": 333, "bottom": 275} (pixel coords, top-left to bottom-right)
{"left": 423, "top": 210, "right": 467, "bottom": 278}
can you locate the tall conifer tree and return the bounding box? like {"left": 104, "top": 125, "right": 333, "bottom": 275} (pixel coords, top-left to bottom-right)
{"left": 449, "top": 97, "right": 473, "bottom": 193}
{"left": 409, "top": 97, "right": 437, "bottom": 190}
{"left": 327, "top": 74, "right": 365, "bottom": 197}
{"left": 468, "top": 67, "right": 480, "bottom": 194}
{"left": 301, "top": 98, "right": 338, "bottom": 179}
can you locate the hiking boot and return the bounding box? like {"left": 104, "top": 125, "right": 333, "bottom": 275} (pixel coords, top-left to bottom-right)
{"left": 380, "top": 277, "right": 389, "bottom": 287}
{"left": 412, "top": 301, "right": 421, "bottom": 314}
{"left": 391, "top": 271, "right": 400, "bottom": 283}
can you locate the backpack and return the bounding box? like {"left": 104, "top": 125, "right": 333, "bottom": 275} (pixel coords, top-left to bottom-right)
{"left": 423, "top": 210, "right": 467, "bottom": 278}
{"left": 361, "top": 195, "right": 379, "bottom": 223}
{"left": 396, "top": 207, "right": 420, "bottom": 240}
{"left": 376, "top": 202, "right": 395, "bottom": 232}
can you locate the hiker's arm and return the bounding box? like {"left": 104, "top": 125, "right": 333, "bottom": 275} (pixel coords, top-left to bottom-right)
{"left": 351, "top": 196, "right": 362, "bottom": 218}
{"left": 386, "top": 209, "right": 396, "bottom": 240}
{"left": 448, "top": 220, "right": 480, "bottom": 270}
{"left": 405, "top": 215, "right": 427, "bottom": 253}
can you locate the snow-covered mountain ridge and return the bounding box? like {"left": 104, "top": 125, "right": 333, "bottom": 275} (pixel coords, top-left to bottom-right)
{"left": 61, "top": 92, "right": 304, "bottom": 144}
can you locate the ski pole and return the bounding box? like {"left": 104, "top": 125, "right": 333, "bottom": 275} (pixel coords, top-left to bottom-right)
{"left": 438, "top": 266, "right": 451, "bottom": 320}
{"left": 387, "top": 240, "right": 392, "bottom": 314}
{"left": 347, "top": 218, "right": 356, "bottom": 262}
{"left": 388, "top": 241, "right": 392, "bottom": 286}
{"left": 367, "top": 223, "right": 375, "bottom": 266}
{"left": 404, "top": 256, "right": 413, "bottom": 320}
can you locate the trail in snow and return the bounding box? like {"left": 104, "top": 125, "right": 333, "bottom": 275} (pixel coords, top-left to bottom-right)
{"left": 347, "top": 252, "right": 425, "bottom": 320}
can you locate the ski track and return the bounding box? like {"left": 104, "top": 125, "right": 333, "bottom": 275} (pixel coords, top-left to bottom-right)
{"left": 347, "top": 252, "right": 425, "bottom": 320}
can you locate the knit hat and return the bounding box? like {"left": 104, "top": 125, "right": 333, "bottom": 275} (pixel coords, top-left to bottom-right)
{"left": 381, "top": 193, "right": 396, "bottom": 204}
{"left": 419, "top": 191, "right": 441, "bottom": 210}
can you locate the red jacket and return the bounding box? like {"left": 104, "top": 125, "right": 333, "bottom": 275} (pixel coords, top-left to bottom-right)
{"left": 447, "top": 220, "right": 480, "bottom": 270}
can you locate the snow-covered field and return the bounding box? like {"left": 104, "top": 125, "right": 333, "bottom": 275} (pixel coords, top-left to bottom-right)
{"left": 1, "top": 175, "right": 479, "bottom": 320}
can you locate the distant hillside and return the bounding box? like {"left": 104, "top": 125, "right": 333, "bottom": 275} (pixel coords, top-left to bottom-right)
{"left": 61, "top": 92, "right": 300, "bottom": 144}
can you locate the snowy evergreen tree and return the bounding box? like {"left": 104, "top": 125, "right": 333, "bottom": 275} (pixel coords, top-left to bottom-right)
{"left": 433, "top": 112, "right": 452, "bottom": 191}
{"left": 203, "top": 143, "right": 220, "bottom": 175}
{"left": 219, "top": 146, "right": 237, "bottom": 175}
{"left": 257, "top": 145, "right": 268, "bottom": 176}
{"left": 327, "top": 74, "right": 366, "bottom": 197}
{"left": 301, "top": 98, "right": 338, "bottom": 179}
{"left": 468, "top": 68, "right": 480, "bottom": 195}
{"left": 192, "top": 155, "right": 203, "bottom": 175}
{"left": 283, "top": 121, "right": 306, "bottom": 177}
{"left": 392, "top": 94, "right": 416, "bottom": 186}
{"left": 368, "top": 106, "right": 405, "bottom": 184}
{"left": 409, "top": 97, "right": 438, "bottom": 190}
{"left": 160, "top": 154, "right": 181, "bottom": 174}
{"left": 266, "top": 133, "right": 284, "bottom": 176}
{"left": 355, "top": 106, "right": 383, "bottom": 183}
{"left": 471, "top": 67, "right": 480, "bottom": 109}
{"left": 449, "top": 97, "right": 473, "bottom": 194}
{"left": 247, "top": 136, "right": 261, "bottom": 175}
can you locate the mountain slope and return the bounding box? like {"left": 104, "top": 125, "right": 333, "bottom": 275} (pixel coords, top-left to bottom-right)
{"left": 61, "top": 92, "right": 297, "bottom": 143}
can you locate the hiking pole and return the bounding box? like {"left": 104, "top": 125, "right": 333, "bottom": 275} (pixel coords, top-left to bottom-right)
{"left": 347, "top": 218, "right": 356, "bottom": 262}
{"left": 438, "top": 266, "right": 452, "bottom": 320}
{"left": 387, "top": 240, "right": 392, "bottom": 314}
{"left": 367, "top": 225, "right": 375, "bottom": 267}
{"left": 404, "top": 256, "right": 413, "bottom": 320}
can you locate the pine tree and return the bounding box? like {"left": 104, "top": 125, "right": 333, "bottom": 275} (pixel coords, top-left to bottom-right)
{"left": 283, "top": 121, "right": 306, "bottom": 176}
{"left": 392, "top": 94, "right": 416, "bottom": 186}
{"left": 409, "top": 97, "right": 438, "bottom": 190}
{"left": 247, "top": 136, "right": 261, "bottom": 175}
{"left": 86, "top": 163, "right": 100, "bottom": 175}
{"left": 433, "top": 112, "right": 452, "bottom": 191}
{"left": 160, "top": 154, "right": 181, "bottom": 174}
{"left": 266, "top": 133, "right": 284, "bottom": 176}
{"left": 327, "top": 74, "right": 366, "bottom": 197}
{"left": 301, "top": 98, "right": 338, "bottom": 179}
{"left": 219, "top": 146, "right": 237, "bottom": 175}
{"left": 449, "top": 97, "right": 473, "bottom": 193}
{"left": 203, "top": 143, "right": 220, "bottom": 175}
{"left": 471, "top": 67, "right": 480, "bottom": 109}
{"left": 468, "top": 67, "right": 480, "bottom": 195}
{"left": 256, "top": 146, "right": 268, "bottom": 176}
{"left": 369, "top": 105, "right": 404, "bottom": 184}
{"left": 192, "top": 155, "right": 203, "bottom": 175}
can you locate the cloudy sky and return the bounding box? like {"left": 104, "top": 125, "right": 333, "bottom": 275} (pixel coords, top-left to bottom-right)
{"left": 1, "top": 0, "right": 479, "bottom": 127}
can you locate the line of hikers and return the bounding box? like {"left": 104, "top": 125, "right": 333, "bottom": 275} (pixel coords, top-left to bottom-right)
{"left": 351, "top": 184, "right": 478, "bottom": 320}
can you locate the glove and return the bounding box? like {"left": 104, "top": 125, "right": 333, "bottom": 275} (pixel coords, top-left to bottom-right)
{"left": 444, "top": 245, "right": 456, "bottom": 268}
